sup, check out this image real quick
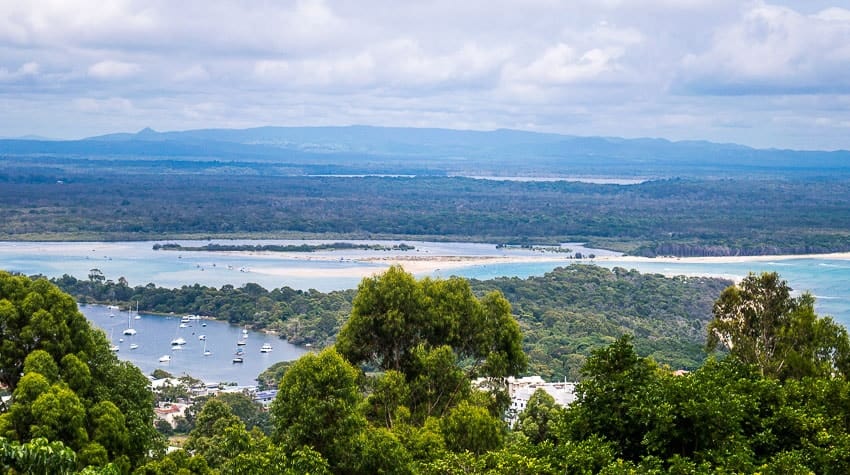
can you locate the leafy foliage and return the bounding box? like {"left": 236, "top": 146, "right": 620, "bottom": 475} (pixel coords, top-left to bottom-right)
{"left": 271, "top": 348, "right": 366, "bottom": 471}
{"left": 477, "top": 265, "right": 731, "bottom": 379}
{"left": 9, "top": 267, "right": 850, "bottom": 474}
{"left": 707, "top": 272, "right": 850, "bottom": 379}
{"left": 337, "top": 266, "right": 527, "bottom": 379}
{"left": 0, "top": 272, "right": 160, "bottom": 470}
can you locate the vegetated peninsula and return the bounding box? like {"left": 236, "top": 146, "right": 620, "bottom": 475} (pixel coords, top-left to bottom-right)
{"left": 3, "top": 126, "right": 850, "bottom": 257}
{"left": 152, "top": 242, "right": 415, "bottom": 253}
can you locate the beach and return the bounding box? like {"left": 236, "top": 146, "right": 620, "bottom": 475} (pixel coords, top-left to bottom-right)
{"left": 600, "top": 252, "right": 850, "bottom": 265}
{"left": 249, "top": 251, "right": 850, "bottom": 280}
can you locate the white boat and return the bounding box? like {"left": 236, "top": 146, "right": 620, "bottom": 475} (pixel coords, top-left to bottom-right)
{"left": 236, "top": 339, "right": 247, "bottom": 346}
{"left": 158, "top": 355, "right": 171, "bottom": 363}
{"left": 123, "top": 307, "right": 137, "bottom": 335}
{"left": 260, "top": 343, "right": 273, "bottom": 353}
{"left": 108, "top": 327, "right": 119, "bottom": 351}
{"left": 232, "top": 356, "right": 244, "bottom": 363}
{"left": 179, "top": 323, "right": 190, "bottom": 328}
{"left": 171, "top": 337, "right": 187, "bottom": 346}
{"left": 242, "top": 327, "right": 248, "bottom": 335}
{"left": 203, "top": 340, "right": 211, "bottom": 357}
{"left": 129, "top": 343, "right": 139, "bottom": 350}
{"left": 107, "top": 305, "right": 120, "bottom": 310}
{"left": 198, "top": 334, "right": 206, "bottom": 340}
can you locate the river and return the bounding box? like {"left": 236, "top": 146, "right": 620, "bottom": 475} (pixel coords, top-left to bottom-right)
{"left": 3, "top": 240, "right": 850, "bottom": 382}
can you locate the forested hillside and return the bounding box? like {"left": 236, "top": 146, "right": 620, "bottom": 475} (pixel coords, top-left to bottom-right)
{"left": 475, "top": 266, "right": 731, "bottom": 378}
{"left": 51, "top": 264, "right": 731, "bottom": 379}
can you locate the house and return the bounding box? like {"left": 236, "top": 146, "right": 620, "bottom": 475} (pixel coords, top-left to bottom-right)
{"left": 475, "top": 376, "right": 577, "bottom": 426}
{"left": 154, "top": 402, "right": 189, "bottom": 427}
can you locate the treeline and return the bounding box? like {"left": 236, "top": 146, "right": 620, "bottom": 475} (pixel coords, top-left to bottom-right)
{"left": 475, "top": 266, "right": 731, "bottom": 379}
{"left": 51, "top": 264, "right": 731, "bottom": 379}
{"left": 152, "top": 242, "right": 415, "bottom": 252}
{"left": 3, "top": 172, "right": 850, "bottom": 256}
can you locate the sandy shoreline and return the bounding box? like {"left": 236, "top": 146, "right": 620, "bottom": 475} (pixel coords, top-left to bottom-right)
{"left": 251, "top": 255, "right": 579, "bottom": 278}
{"left": 596, "top": 252, "right": 850, "bottom": 264}
{"left": 248, "top": 251, "right": 850, "bottom": 280}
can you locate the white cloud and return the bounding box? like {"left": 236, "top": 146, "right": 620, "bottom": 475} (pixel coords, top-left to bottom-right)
{"left": 813, "top": 7, "right": 850, "bottom": 22}
{"left": 88, "top": 60, "right": 141, "bottom": 80}
{"left": 174, "top": 65, "right": 210, "bottom": 82}
{"left": 253, "top": 39, "right": 508, "bottom": 91}
{"left": 0, "top": 61, "right": 39, "bottom": 81}
{"left": 677, "top": 2, "right": 850, "bottom": 94}
{"left": 503, "top": 43, "right": 625, "bottom": 86}
{"left": 74, "top": 97, "right": 135, "bottom": 113}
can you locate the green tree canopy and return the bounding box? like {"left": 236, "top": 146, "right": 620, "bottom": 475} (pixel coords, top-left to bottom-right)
{"left": 514, "top": 388, "right": 562, "bottom": 444}
{"left": 271, "top": 347, "right": 364, "bottom": 470}
{"left": 707, "top": 272, "right": 850, "bottom": 379}
{"left": 0, "top": 272, "right": 160, "bottom": 469}
{"left": 336, "top": 265, "right": 526, "bottom": 379}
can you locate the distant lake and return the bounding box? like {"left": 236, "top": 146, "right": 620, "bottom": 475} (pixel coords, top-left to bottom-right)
{"left": 461, "top": 175, "right": 648, "bottom": 184}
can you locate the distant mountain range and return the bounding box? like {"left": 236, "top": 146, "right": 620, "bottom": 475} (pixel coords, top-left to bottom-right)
{"left": 2, "top": 125, "right": 849, "bottom": 178}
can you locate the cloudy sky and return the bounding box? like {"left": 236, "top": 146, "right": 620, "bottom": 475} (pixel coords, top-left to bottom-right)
{"left": 1, "top": 0, "right": 849, "bottom": 149}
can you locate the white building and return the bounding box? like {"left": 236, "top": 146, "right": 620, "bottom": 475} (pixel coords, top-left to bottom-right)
{"left": 475, "top": 376, "right": 578, "bottom": 426}
{"left": 506, "top": 376, "right": 578, "bottom": 426}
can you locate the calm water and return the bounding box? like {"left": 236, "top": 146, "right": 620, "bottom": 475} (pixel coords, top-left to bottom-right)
{"left": 0, "top": 240, "right": 614, "bottom": 291}
{"left": 81, "top": 304, "right": 306, "bottom": 386}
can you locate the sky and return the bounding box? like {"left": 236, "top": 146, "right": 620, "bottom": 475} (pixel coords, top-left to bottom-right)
{"left": 1, "top": 0, "right": 850, "bottom": 150}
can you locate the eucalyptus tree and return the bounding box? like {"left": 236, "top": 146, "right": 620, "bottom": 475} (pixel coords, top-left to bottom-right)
{"left": 707, "top": 272, "right": 850, "bottom": 379}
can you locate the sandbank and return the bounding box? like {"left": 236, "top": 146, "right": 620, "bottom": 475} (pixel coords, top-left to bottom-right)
{"left": 203, "top": 249, "right": 850, "bottom": 282}
{"left": 250, "top": 255, "right": 577, "bottom": 278}
{"left": 595, "top": 252, "right": 850, "bottom": 265}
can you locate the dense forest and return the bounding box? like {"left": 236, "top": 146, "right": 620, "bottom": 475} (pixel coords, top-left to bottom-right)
{"left": 50, "top": 264, "right": 731, "bottom": 379}
{"left": 4, "top": 270, "right": 850, "bottom": 474}
{"left": 3, "top": 172, "right": 850, "bottom": 256}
